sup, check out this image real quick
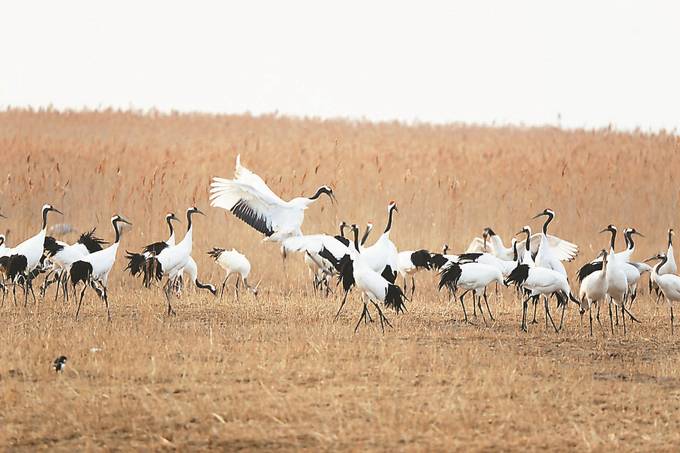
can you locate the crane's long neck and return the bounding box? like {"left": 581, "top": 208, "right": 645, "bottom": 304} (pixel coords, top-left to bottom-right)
{"left": 339, "top": 224, "right": 346, "bottom": 238}
{"left": 41, "top": 208, "right": 49, "bottom": 231}
{"left": 361, "top": 225, "right": 372, "bottom": 246}
{"left": 542, "top": 213, "right": 553, "bottom": 235}
{"left": 602, "top": 254, "right": 609, "bottom": 274}
{"left": 512, "top": 241, "right": 518, "bottom": 261}
{"left": 524, "top": 231, "right": 531, "bottom": 252}
{"left": 489, "top": 234, "right": 504, "bottom": 252}
{"left": 113, "top": 220, "right": 122, "bottom": 243}
{"left": 625, "top": 231, "right": 635, "bottom": 252}
{"left": 655, "top": 255, "right": 668, "bottom": 275}
{"left": 669, "top": 230, "right": 673, "bottom": 248}
{"left": 167, "top": 217, "right": 175, "bottom": 242}
{"left": 353, "top": 228, "right": 360, "bottom": 252}
{"left": 384, "top": 207, "right": 395, "bottom": 234}
{"left": 608, "top": 229, "right": 617, "bottom": 252}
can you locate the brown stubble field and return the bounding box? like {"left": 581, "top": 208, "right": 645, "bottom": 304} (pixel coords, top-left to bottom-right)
{"left": 1, "top": 109, "right": 680, "bottom": 451}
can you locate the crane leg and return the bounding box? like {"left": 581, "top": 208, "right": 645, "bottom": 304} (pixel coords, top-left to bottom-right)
{"left": 220, "top": 274, "right": 231, "bottom": 301}
{"left": 589, "top": 306, "right": 593, "bottom": 337}
{"left": 476, "top": 294, "right": 488, "bottom": 326}
{"left": 483, "top": 289, "right": 494, "bottom": 321}
{"left": 164, "top": 280, "right": 176, "bottom": 316}
{"left": 335, "top": 290, "right": 350, "bottom": 320}
{"left": 558, "top": 302, "right": 566, "bottom": 332}
{"left": 235, "top": 276, "right": 240, "bottom": 301}
{"left": 615, "top": 304, "right": 619, "bottom": 326}
{"left": 29, "top": 278, "right": 37, "bottom": 304}
{"left": 103, "top": 286, "right": 111, "bottom": 322}
{"left": 671, "top": 305, "right": 675, "bottom": 335}
{"left": 411, "top": 276, "right": 416, "bottom": 298}
{"left": 521, "top": 296, "right": 529, "bottom": 332}
{"left": 608, "top": 301, "right": 614, "bottom": 335}
{"left": 75, "top": 284, "right": 87, "bottom": 320}
{"left": 371, "top": 300, "right": 393, "bottom": 333}
{"left": 544, "top": 297, "right": 559, "bottom": 333}
{"left": 459, "top": 292, "right": 469, "bottom": 323}
{"left": 354, "top": 303, "right": 369, "bottom": 333}
{"left": 621, "top": 300, "right": 627, "bottom": 335}
{"left": 531, "top": 297, "right": 539, "bottom": 324}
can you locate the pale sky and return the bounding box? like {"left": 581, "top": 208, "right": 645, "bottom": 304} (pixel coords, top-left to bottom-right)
{"left": 1, "top": 0, "right": 679, "bottom": 131}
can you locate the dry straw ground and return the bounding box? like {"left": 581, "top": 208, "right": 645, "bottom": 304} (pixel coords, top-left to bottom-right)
{"left": 1, "top": 109, "right": 680, "bottom": 451}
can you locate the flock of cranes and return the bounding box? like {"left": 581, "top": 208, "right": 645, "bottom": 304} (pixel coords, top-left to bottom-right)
{"left": 0, "top": 155, "right": 678, "bottom": 336}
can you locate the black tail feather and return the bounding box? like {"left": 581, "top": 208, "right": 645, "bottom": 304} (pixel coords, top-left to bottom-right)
{"left": 504, "top": 264, "right": 530, "bottom": 287}
{"left": 385, "top": 284, "right": 407, "bottom": 314}
{"left": 438, "top": 262, "right": 462, "bottom": 291}
{"left": 70, "top": 260, "right": 93, "bottom": 286}
{"left": 125, "top": 251, "right": 147, "bottom": 277}
{"left": 208, "top": 247, "right": 225, "bottom": 260}
{"left": 7, "top": 254, "right": 28, "bottom": 281}
{"left": 381, "top": 265, "right": 397, "bottom": 284}
{"left": 410, "top": 249, "right": 432, "bottom": 270}
{"left": 430, "top": 253, "right": 450, "bottom": 270}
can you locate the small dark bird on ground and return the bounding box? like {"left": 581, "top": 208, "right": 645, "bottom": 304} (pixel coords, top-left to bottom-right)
{"left": 53, "top": 356, "right": 67, "bottom": 373}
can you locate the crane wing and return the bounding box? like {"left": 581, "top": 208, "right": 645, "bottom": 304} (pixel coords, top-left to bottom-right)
{"left": 234, "top": 155, "right": 287, "bottom": 205}
{"left": 465, "top": 237, "right": 486, "bottom": 253}
{"left": 528, "top": 233, "right": 578, "bottom": 262}
{"left": 209, "top": 179, "right": 281, "bottom": 236}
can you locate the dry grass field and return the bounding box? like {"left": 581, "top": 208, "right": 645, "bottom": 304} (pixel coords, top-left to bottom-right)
{"left": 1, "top": 109, "right": 680, "bottom": 451}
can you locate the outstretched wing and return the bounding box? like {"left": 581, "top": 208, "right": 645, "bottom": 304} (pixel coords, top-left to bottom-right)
{"left": 465, "top": 237, "right": 487, "bottom": 253}
{"left": 210, "top": 179, "right": 280, "bottom": 236}
{"left": 529, "top": 233, "right": 578, "bottom": 262}
{"left": 234, "top": 155, "right": 287, "bottom": 206}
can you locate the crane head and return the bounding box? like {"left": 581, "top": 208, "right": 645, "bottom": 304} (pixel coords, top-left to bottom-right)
{"left": 599, "top": 224, "right": 617, "bottom": 234}
{"left": 309, "top": 186, "right": 335, "bottom": 204}
{"left": 166, "top": 212, "right": 181, "bottom": 223}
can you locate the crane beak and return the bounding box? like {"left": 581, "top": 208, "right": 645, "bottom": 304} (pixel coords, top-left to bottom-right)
{"left": 196, "top": 209, "right": 206, "bottom": 216}
{"left": 598, "top": 228, "right": 609, "bottom": 234}
{"left": 171, "top": 214, "right": 181, "bottom": 222}
{"left": 52, "top": 208, "right": 63, "bottom": 215}
{"left": 644, "top": 255, "right": 658, "bottom": 263}
{"left": 531, "top": 213, "right": 545, "bottom": 219}
{"left": 119, "top": 217, "right": 133, "bottom": 226}
{"left": 514, "top": 230, "right": 524, "bottom": 236}
{"left": 634, "top": 231, "right": 645, "bottom": 238}
{"left": 329, "top": 191, "right": 337, "bottom": 205}
{"left": 0, "top": 212, "right": 6, "bottom": 219}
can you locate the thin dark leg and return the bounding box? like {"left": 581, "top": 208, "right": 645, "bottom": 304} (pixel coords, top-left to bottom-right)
{"left": 521, "top": 297, "right": 529, "bottom": 332}
{"left": 608, "top": 301, "right": 614, "bottom": 335}
{"left": 483, "top": 289, "right": 494, "bottom": 321}
{"left": 459, "top": 293, "right": 469, "bottom": 323}
{"left": 545, "top": 297, "right": 559, "bottom": 333}
{"left": 75, "top": 284, "right": 87, "bottom": 320}
{"left": 531, "top": 297, "right": 539, "bottom": 324}
{"left": 671, "top": 305, "right": 675, "bottom": 335}
{"left": 220, "top": 275, "right": 229, "bottom": 301}
{"left": 558, "top": 302, "right": 566, "bottom": 332}
{"left": 411, "top": 276, "right": 416, "bottom": 298}
{"left": 103, "top": 286, "right": 111, "bottom": 321}
{"left": 589, "top": 305, "right": 593, "bottom": 336}
{"left": 621, "top": 301, "right": 627, "bottom": 335}
{"left": 335, "top": 290, "right": 350, "bottom": 320}
{"left": 354, "top": 303, "right": 368, "bottom": 333}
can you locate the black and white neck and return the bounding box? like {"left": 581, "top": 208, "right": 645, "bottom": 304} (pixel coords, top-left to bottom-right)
{"left": 655, "top": 254, "right": 668, "bottom": 274}
{"left": 351, "top": 224, "right": 361, "bottom": 251}
{"left": 361, "top": 223, "right": 373, "bottom": 246}
{"left": 308, "top": 185, "right": 333, "bottom": 201}
{"left": 669, "top": 229, "right": 674, "bottom": 248}
{"left": 541, "top": 211, "right": 554, "bottom": 235}
{"left": 338, "top": 222, "right": 347, "bottom": 238}
{"left": 384, "top": 202, "right": 397, "bottom": 234}
{"left": 111, "top": 215, "right": 131, "bottom": 243}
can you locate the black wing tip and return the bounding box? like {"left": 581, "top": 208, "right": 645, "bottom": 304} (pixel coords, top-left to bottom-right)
{"left": 231, "top": 199, "right": 274, "bottom": 236}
